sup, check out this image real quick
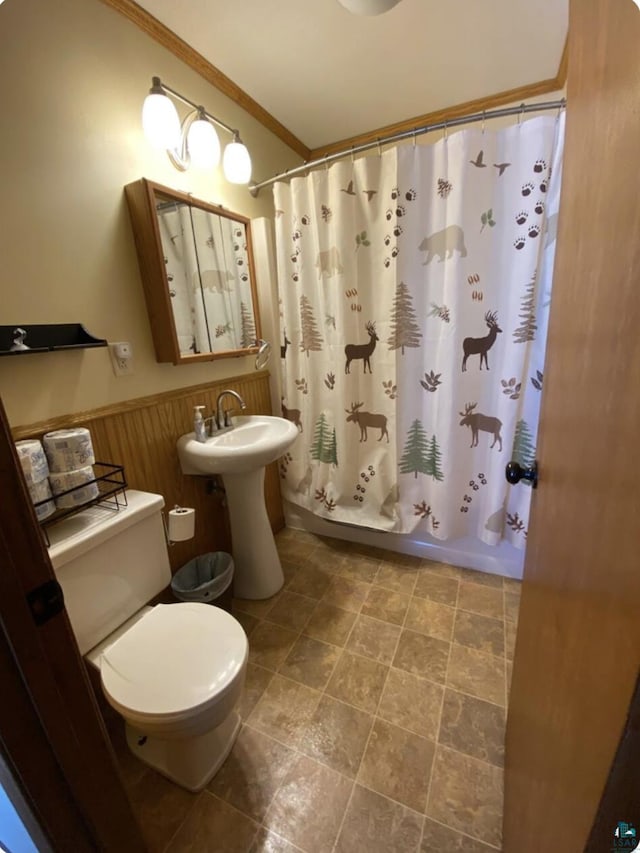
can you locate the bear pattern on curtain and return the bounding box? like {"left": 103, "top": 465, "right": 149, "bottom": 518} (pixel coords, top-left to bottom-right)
{"left": 274, "top": 114, "right": 564, "bottom": 547}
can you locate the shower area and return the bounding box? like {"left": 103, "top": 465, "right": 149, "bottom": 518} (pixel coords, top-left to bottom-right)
{"left": 271, "top": 108, "right": 565, "bottom": 579}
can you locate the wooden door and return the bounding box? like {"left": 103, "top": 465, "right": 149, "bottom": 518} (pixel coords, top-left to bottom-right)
{"left": 504, "top": 1, "right": 640, "bottom": 850}
{"left": 0, "top": 397, "right": 147, "bottom": 851}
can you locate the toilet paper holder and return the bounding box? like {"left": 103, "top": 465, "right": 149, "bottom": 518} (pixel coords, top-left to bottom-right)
{"left": 163, "top": 505, "right": 196, "bottom": 546}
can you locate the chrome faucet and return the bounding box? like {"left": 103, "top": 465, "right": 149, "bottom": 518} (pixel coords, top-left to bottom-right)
{"left": 216, "top": 389, "right": 247, "bottom": 430}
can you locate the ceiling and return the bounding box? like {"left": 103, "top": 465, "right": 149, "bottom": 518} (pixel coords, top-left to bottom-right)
{"left": 136, "top": 0, "right": 568, "bottom": 152}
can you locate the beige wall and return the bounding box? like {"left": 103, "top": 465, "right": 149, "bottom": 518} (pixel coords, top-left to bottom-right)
{"left": 0, "top": 0, "right": 300, "bottom": 427}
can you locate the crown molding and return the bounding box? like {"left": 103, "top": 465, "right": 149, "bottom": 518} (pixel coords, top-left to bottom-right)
{"left": 102, "top": 0, "right": 567, "bottom": 166}
{"left": 99, "top": 0, "right": 311, "bottom": 160}
{"left": 309, "top": 38, "right": 568, "bottom": 158}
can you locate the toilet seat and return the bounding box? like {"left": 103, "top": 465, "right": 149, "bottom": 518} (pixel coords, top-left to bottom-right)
{"left": 99, "top": 603, "right": 248, "bottom": 723}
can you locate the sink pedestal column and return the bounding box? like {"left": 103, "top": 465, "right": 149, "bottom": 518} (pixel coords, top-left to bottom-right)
{"left": 221, "top": 467, "right": 284, "bottom": 599}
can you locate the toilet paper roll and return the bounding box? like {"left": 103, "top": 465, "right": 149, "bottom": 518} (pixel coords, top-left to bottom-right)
{"left": 49, "top": 466, "right": 99, "bottom": 509}
{"left": 43, "top": 427, "right": 95, "bottom": 473}
{"left": 27, "top": 478, "right": 56, "bottom": 520}
{"left": 168, "top": 506, "right": 196, "bottom": 542}
{"left": 35, "top": 499, "right": 56, "bottom": 521}
{"left": 15, "top": 439, "right": 49, "bottom": 485}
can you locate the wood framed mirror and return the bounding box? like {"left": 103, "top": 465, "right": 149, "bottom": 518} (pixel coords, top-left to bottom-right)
{"left": 125, "top": 178, "right": 261, "bottom": 364}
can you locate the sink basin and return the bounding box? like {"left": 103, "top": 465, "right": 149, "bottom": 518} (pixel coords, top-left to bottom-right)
{"left": 176, "top": 414, "right": 299, "bottom": 600}
{"left": 177, "top": 415, "right": 299, "bottom": 475}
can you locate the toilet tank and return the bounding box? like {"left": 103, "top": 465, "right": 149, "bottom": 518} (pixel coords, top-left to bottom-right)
{"left": 48, "top": 490, "right": 172, "bottom": 655}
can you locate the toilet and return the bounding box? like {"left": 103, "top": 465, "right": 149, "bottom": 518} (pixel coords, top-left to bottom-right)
{"left": 47, "top": 489, "right": 248, "bottom": 792}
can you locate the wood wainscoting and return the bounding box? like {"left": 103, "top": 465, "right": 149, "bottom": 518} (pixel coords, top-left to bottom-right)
{"left": 11, "top": 370, "right": 284, "bottom": 575}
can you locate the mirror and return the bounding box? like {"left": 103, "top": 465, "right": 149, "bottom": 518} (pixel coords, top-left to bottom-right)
{"left": 125, "top": 178, "right": 261, "bottom": 365}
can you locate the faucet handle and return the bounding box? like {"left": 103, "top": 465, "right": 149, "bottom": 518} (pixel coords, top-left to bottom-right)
{"left": 205, "top": 415, "right": 219, "bottom": 434}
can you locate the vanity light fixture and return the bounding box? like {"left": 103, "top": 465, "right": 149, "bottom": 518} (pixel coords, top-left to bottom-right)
{"left": 141, "top": 77, "right": 252, "bottom": 184}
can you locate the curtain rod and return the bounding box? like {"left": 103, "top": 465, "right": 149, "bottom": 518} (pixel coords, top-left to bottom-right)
{"left": 248, "top": 98, "right": 565, "bottom": 197}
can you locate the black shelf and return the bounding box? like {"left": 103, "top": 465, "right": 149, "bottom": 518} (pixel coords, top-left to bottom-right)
{"left": 35, "top": 462, "right": 128, "bottom": 546}
{"left": 0, "top": 324, "right": 107, "bottom": 356}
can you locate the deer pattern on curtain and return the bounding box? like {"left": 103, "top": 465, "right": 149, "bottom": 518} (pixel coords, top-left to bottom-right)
{"left": 274, "top": 114, "right": 564, "bottom": 547}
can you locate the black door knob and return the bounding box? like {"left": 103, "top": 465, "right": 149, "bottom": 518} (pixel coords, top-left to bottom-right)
{"left": 505, "top": 460, "right": 538, "bottom": 488}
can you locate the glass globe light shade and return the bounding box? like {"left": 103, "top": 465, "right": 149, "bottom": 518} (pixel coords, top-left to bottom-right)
{"left": 142, "top": 92, "right": 181, "bottom": 150}
{"left": 223, "top": 139, "right": 252, "bottom": 184}
{"left": 337, "top": 0, "right": 401, "bottom": 13}
{"left": 187, "top": 116, "right": 221, "bottom": 169}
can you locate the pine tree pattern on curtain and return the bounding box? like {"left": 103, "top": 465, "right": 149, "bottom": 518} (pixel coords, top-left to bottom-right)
{"left": 274, "top": 114, "right": 564, "bottom": 547}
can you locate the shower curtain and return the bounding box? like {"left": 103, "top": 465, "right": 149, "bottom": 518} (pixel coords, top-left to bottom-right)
{"left": 158, "top": 204, "right": 254, "bottom": 354}
{"left": 274, "top": 114, "right": 564, "bottom": 547}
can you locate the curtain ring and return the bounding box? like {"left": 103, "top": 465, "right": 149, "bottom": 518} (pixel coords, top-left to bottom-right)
{"left": 481, "top": 110, "right": 486, "bottom": 135}
{"left": 412, "top": 128, "right": 417, "bottom": 148}
{"left": 351, "top": 146, "right": 355, "bottom": 164}
{"left": 376, "top": 138, "right": 382, "bottom": 157}
{"left": 324, "top": 154, "right": 329, "bottom": 172}
{"left": 557, "top": 98, "right": 566, "bottom": 120}
{"left": 518, "top": 103, "right": 525, "bottom": 126}
{"left": 443, "top": 120, "right": 448, "bottom": 141}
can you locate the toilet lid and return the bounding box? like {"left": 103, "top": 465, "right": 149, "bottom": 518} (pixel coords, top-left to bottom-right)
{"left": 100, "top": 603, "right": 247, "bottom": 718}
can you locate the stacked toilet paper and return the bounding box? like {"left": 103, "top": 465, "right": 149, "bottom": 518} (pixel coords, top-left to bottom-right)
{"left": 43, "top": 428, "right": 95, "bottom": 472}
{"left": 43, "top": 427, "right": 99, "bottom": 509}
{"left": 15, "top": 439, "right": 56, "bottom": 520}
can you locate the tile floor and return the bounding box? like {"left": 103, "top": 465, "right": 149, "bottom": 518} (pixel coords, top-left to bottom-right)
{"left": 110, "top": 528, "right": 521, "bottom": 853}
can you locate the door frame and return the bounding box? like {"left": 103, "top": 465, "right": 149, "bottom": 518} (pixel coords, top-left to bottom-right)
{"left": 0, "top": 613, "right": 93, "bottom": 852}
{"left": 0, "top": 396, "right": 147, "bottom": 851}
{"left": 586, "top": 673, "right": 640, "bottom": 851}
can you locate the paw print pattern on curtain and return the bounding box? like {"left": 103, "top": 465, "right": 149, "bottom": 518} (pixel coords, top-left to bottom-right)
{"left": 274, "top": 113, "right": 565, "bottom": 548}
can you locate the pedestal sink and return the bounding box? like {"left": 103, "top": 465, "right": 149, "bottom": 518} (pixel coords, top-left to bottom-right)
{"left": 177, "top": 416, "right": 299, "bottom": 599}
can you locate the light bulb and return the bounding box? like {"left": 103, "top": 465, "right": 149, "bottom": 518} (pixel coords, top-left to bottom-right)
{"left": 141, "top": 78, "right": 181, "bottom": 150}
{"left": 223, "top": 137, "right": 252, "bottom": 184}
{"left": 187, "top": 113, "right": 221, "bottom": 169}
